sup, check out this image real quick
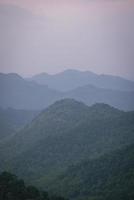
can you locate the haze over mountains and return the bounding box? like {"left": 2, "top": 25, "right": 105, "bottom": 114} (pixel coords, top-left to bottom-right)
{"left": 0, "top": 107, "right": 38, "bottom": 140}
{"left": 1, "top": 1, "right": 134, "bottom": 199}
{"left": 0, "top": 73, "right": 62, "bottom": 110}
{"left": 0, "top": 70, "right": 134, "bottom": 111}
{"left": 30, "top": 69, "right": 134, "bottom": 92}
{"left": 0, "top": 69, "right": 134, "bottom": 199}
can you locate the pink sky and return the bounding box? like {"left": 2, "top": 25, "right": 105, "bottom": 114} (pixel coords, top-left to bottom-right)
{"left": 0, "top": 0, "right": 133, "bottom": 14}
{"left": 0, "top": 0, "right": 134, "bottom": 79}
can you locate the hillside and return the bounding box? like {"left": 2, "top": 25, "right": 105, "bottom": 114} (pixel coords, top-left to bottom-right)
{"left": 0, "top": 108, "right": 38, "bottom": 140}
{"left": 49, "top": 143, "right": 134, "bottom": 200}
{"left": 0, "top": 99, "right": 134, "bottom": 188}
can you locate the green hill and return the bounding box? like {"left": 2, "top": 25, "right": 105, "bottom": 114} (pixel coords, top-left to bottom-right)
{"left": 0, "top": 99, "right": 134, "bottom": 194}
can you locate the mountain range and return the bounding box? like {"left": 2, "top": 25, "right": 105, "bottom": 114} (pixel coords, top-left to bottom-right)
{"left": 0, "top": 71, "right": 134, "bottom": 111}
{"left": 0, "top": 73, "right": 62, "bottom": 110}
{"left": 1, "top": 70, "right": 134, "bottom": 199}
{"left": 30, "top": 69, "right": 134, "bottom": 92}
{"left": 0, "top": 99, "right": 134, "bottom": 200}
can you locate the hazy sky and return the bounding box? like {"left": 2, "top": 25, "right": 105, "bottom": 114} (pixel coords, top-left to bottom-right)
{"left": 0, "top": 0, "right": 134, "bottom": 79}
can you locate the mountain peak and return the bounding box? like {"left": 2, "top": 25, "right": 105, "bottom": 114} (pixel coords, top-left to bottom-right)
{"left": 47, "top": 98, "right": 87, "bottom": 111}
{"left": 32, "top": 72, "right": 50, "bottom": 79}
{"left": 62, "top": 69, "right": 81, "bottom": 74}
{"left": 59, "top": 69, "right": 96, "bottom": 76}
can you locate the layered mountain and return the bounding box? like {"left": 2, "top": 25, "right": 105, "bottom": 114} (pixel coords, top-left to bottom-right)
{"left": 30, "top": 69, "right": 134, "bottom": 92}
{"left": 0, "top": 108, "right": 38, "bottom": 140}
{"left": 0, "top": 73, "right": 62, "bottom": 110}
{"left": 66, "top": 84, "right": 134, "bottom": 111}
{"left": 1, "top": 72, "right": 134, "bottom": 111}
{"left": 0, "top": 99, "right": 134, "bottom": 189}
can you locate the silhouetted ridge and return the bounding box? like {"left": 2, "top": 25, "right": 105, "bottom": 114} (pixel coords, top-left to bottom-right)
{"left": 0, "top": 72, "right": 62, "bottom": 110}
{"left": 31, "top": 69, "right": 134, "bottom": 92}
{"left": 0, "top": 73, "right": 23, "bottom": 81}
{"left": 45, "top": 99, "right": 122, "bottom": 115}
{"left": 1, "top": 72, "right": 134, "bottom": 110}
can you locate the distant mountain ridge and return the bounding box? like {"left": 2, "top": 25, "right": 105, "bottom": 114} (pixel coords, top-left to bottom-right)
{"left": 66, "top": 84, "right": 134, "bottom": 111}
{"left": 0, "top": 73, "right": 62, "bottom": 110}
{"left": 30, "top": 69, "right": 134, "bottom": 92}
{"left": 0, "top": 71, "right": 134, "bottom": 111}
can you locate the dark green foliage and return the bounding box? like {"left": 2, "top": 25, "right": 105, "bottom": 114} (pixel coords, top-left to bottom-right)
{"left": 0, "top": 171, "right": 67, "bottom": 200}
{"left": 50, "top": 144, "right": 134, "bottom": 200}
{"left": 0, "top": 99, "right": 134, "bottom": 189}
{"left": 0, "top": 100, "right": 134, "bottom": 200}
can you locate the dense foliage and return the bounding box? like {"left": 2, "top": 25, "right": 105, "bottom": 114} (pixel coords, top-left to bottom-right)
{"left": 0, "top": 171, "right": 67, "bottom": 200}
{"left": 0, "top": 100, "right": 134, "bottom": 189}
{"left": 0, "top": 100, "right": 134, "bottom": 200}
{"left": 50, "top": 144, "right": 134, "bottom": 200}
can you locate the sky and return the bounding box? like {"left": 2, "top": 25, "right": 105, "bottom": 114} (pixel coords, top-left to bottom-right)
{"left": 0, "top": 0, "right": 134, "bottom": 79}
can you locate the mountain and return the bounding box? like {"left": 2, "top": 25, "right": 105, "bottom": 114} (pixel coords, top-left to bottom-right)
{"left": 30, "top": 69, "right": 134, "bottom": 92}
{"left": 50, "top": 143, "right": 134, "bottom": 200}
{"left": 66, "top": 84, "right": 134, "bottom": 111}
{"left": 0, "top": 99, "right": 134, "bottom": 189}
{"left": 0, "top": 108, "right": 39, "bottom": 140}
{"left": 1, "top": 72, "right": 134, "bottom": 111}
{"left": 0, "top": 73, "right": 62, "bottom": 110}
